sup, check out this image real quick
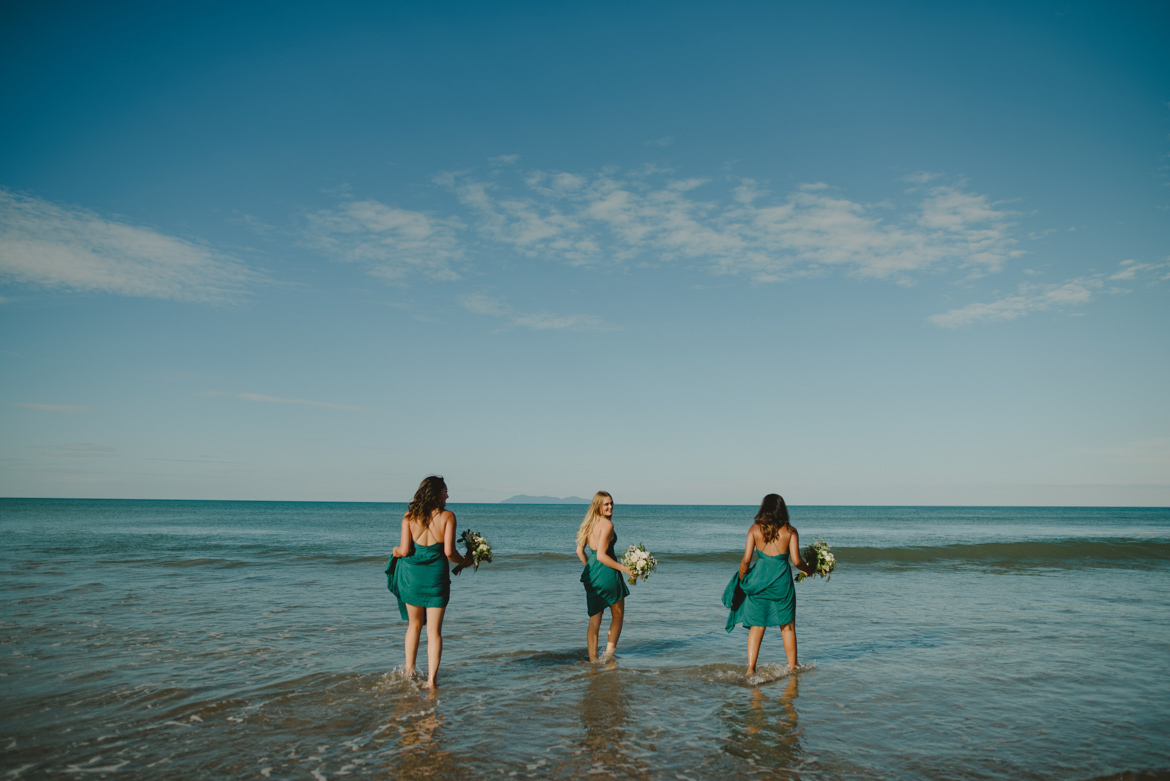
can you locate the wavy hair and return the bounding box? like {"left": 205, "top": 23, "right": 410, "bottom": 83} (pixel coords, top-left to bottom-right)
{"left": 755, "top": 493, "right": 790, "bottom": 544}
{"left": 406, "top": 475, "right": 447, "bottom": 528}
{"left": 575, "top": 491, "right": 613, "bottom": 549}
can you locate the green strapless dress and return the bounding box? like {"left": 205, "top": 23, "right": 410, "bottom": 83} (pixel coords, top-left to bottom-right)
{"left": 581, "top": 536, "right": 630, "bottom": 617}
{"left": 722, "top": 550, "right": 795, "bottom": 632}
{"left": 386, "top": 542, "right": 450, "bottom": 624}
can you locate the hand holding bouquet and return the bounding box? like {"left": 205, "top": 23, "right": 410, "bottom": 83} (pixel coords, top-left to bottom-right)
{"left": 795, "top": 537, "right": 835, "bottom": 582}
{"left": 621, "top": 543, "right": 658, "bottom": 585}
{"left": 455, "top": 529, "right": 493, "bottom": 574}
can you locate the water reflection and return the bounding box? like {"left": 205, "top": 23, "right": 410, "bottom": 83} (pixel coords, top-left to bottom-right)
{"left": 382, "top": 689, "right": 464, "bottom": 778}
{"left": 721, "top": 675, "right": 804, "bottom": 777}
{"left": 558, "top": 663, "right": 651, "bottom": 779}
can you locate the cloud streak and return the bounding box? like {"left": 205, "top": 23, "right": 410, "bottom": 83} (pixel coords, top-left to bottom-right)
{"left": 11, "top": 402, "right": 94, "bottom": 413}
{"left": 201, "top": 391, "right": 370, "bottom": 411}
{"left": 459, "top": 293, "right": 619, "bottom": 332}
{"left": 304, "top": 199, "right": 464, "bottom": 281}
{"left": 437, "top": 168, "right": 1021, "bottom": 283}
{"left": 34, "top": 443, "right": 118, "bottom": 458}
{"left": 307, "top": 169, "right": 1022, "bottom": 289}
{"left": 928, "top": 278, "right": 1102, "bottom": 327}
{"left": 0, "top": 189, "right": 259, "bottom": 303}
{"left": 928, "top": 259, "right": 1165, "bottom": 327}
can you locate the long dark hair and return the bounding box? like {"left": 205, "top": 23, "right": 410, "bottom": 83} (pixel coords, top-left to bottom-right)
{"left": 407, "top": 475, "right": 446, "bottom": 528}
{"left": 755, "top": 493, "right": 790, "bottom": 544}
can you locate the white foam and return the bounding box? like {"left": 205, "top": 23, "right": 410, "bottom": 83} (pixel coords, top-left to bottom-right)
{"left": 745, "top": 661, "right": 816, "bottom": 685}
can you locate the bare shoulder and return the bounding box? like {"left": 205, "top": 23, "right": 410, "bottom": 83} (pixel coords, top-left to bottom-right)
{"left": 747, "top": 523, "right": 763, "bottom": 542}
{"left": 788, "top": 525, "right": 800, "bottom": 539}
{"left": 439, "top": 509, "right": 457, "bottom": 528}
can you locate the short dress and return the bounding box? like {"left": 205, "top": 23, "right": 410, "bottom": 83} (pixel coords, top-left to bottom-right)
{"left": 386, "top": 542, "right": 450, "bottom": 624}
{"left": 581, "top": 534, "right": 630, "bottom": 617}
{"left": 722, "top": 549, "right": 796, "bottom": 632}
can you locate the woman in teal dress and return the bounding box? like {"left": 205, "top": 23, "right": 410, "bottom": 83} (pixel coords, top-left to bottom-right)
{"left": 575, "top": 491, "right": 632, "bottom": 661}
{"left": 386, "top": 475, "right": 472, "bottom": 688}
{"left": 723, "top": 494, "right": 815, "bottom": 675}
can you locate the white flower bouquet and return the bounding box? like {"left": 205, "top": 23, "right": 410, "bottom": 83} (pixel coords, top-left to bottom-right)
{"left": 795, "top": 537, "right": 835, "bottom": 582}
{"left": 621, "top": 543, "right": 658, "bottom": 585}
{"left": 459, "top": 529, "right": 493, "bottom": 572}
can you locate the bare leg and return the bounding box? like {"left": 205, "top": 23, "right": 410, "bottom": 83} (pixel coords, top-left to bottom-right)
{"left": 404, "top": 604, "right": 425, "bottom": 675}
{"left": 747, "top": 625, "right": 766, "bottom": 674}
{"left": 779, "top": 621, "right": 798, "bottom": 669}
{"left": 603, "top": 598, "right": 625, "bottom": 657}
{"left": 424, "top": 607, "right": 445, "bottom": 688}
{"left": 587, "top": 612, "right": 603, "bottom": 661}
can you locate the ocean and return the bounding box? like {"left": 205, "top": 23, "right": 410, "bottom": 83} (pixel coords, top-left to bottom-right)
{"left": 1, "top": 499, "right": 1168, "bottom": 779}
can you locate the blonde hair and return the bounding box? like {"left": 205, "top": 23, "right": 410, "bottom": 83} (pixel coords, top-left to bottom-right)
{"left": 576, "top": 491, "right": 613, "bottom": 549}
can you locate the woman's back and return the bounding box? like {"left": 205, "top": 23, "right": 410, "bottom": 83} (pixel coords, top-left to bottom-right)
{"left": 407, "top": 511, "right": 449, "bottom": 548}
{"left": 755, "top": 523, "right": 795, "bottom": 557}
{"left": 588, "top": 520, "right": 615, "bottom": 554}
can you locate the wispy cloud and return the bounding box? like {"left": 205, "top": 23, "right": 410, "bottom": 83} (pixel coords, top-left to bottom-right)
{"left": 304, "top": 198, "right": 464, "bottom": 281}
{"left": 646, "top": 136, "right": 675, "bottom": 147}
{"left": 11, "top": 402, "right": 94, "bottom": 413}
{"left": 489, "top": 154, "right": 521, "bottom": 166}
{"left": 0, "top": 189, "right": 259, "bottom": 303}
{"left": 201, "top": 391, "right": 371, "bottom": 411}
{"left": 435, "top": 168, "right": 1020, "bottom": 283}
{"left": 35, "top": 443, "right": 118, "bottom": 458}
{"left": 1076, "top": 438, "right": 1170, "bottom": 467}
{"left": 929, "top": 259, "right": 1165, "bottom": 328}
{"left": 1109, "top": 258, "right": 1170, "bottom": 282}
{"left": 928, "top": 278, "right": 1102, "bottom": 327}
{"left": 459, "top": 293, "right": 619, "bottom": 332}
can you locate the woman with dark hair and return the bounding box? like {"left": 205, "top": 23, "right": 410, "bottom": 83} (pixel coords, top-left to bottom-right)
{"left": 723, "top": 494, "right": 816, "bottom": 675}
{"left": 576, "top": 491, "right": 632, "bottom": 661}
{"left": 386, "top": 475, "right": 473, "bottom": 688}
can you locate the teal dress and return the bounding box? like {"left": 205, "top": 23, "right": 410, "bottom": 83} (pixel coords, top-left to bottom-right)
{"left": 723, "top": 549, "right": 796, "bottom": 632}
{"left": 386, "top": 542, "right": 450, "bottom": 624}
{"left": 581, "top": 535, "right": 630, "bottom": 616}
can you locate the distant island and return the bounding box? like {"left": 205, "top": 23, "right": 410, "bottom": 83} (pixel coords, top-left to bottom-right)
{"left": 500, "top": 495, "right": 590, "bottom": 504}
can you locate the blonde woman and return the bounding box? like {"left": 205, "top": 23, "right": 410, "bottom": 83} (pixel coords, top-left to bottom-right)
{"left": 386, "top": 475, "right": 472, "bottom": 688}
{"left": 576, "top": 491, "right": 632, "bottom": 661}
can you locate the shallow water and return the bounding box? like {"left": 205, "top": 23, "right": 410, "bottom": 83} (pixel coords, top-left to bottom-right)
{"left": 1, "top": 500, "right": 1168, "bottom": 779}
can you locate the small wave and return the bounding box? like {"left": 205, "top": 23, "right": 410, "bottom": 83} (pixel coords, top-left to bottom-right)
{"left": 635, "top": 539, "right": 1170, "bottom": 568}
{"left": 479, "top": 648, "right": 588, "bottom": 669}
{"left": 841, "top": 538, "right": 1170, "bottom": 567}
{"left": 369, "top": 666, "right": 427, "bottom": 692}
{"left": 645, "top": 662, "right": 816, "bottom": 686}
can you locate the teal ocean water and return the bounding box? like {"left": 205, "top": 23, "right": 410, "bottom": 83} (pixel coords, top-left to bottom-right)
{"left": 1, "top": 500, "right": 1168, "bottom": 779}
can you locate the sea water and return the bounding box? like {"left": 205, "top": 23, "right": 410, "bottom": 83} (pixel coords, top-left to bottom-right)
{"left": 1, "top": 500, "right": 1168, "bottom": 779}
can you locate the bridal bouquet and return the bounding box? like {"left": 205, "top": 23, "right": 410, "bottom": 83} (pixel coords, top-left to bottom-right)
{"left": 621, "top": 543, "right": 658, "bottom": 585}
{"left": 459, "top": 529, "right": 493, "bottom": 572}
{"left": 795, "top": 538, "right": 835, "bottom": 582}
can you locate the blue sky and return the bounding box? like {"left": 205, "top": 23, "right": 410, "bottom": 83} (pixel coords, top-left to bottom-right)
{"left": 1, "top": 0, "right": 1167, "bottom": 504}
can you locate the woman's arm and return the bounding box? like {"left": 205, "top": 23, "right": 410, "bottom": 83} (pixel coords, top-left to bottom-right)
{"left": 443, "top": 511, "right": 473, "bottom": 569}
{"left": 576, "top": 542, "right": 588, "bottom": 565}
{"left": 392, "top": 515, "right": 412, "bottom": 558}
{"left": 738, "top": 526, "right": 757, "bottom": 579}
{"left": 789, "top": 528, "right": 815, "bottom": 576}
{"left": 592, "top": 520, "right": 631, "bottom": 575}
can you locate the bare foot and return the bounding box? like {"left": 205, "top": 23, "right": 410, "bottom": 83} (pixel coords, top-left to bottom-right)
{"left": 425, "top": 680, "right": 437, "bottom": 689}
